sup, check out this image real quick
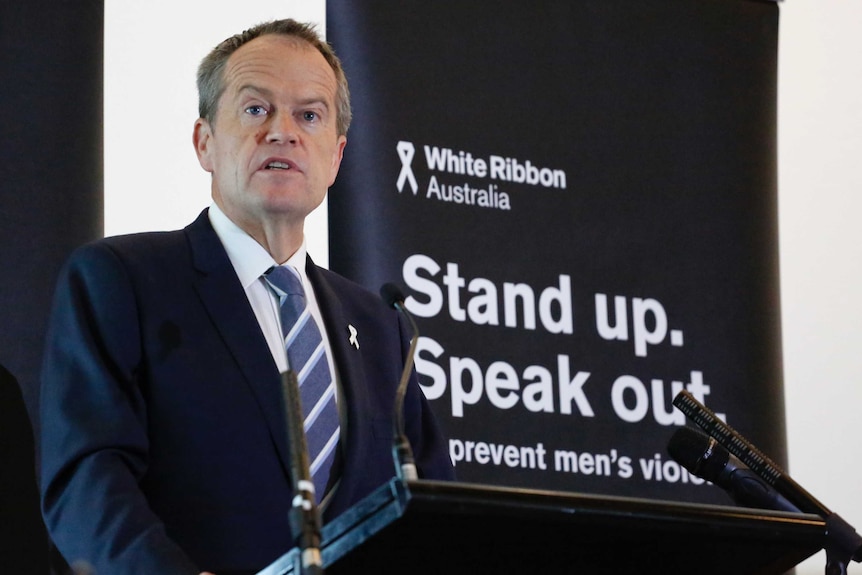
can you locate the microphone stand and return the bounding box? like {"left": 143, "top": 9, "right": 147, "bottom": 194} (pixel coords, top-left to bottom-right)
{"left": 280, "top": 371, "right": 325, "bottom": 575}
{"left": 380, "top": 283, "right": 419, "bottom": 482}
{"left": 673, "top": 390, "right": 862, "bottom": 575}
{"left": 825, "top": 513, "right": 860, "bottom": 575}
{"left": 392, "top": 299, "right": 419, "bottom": 482}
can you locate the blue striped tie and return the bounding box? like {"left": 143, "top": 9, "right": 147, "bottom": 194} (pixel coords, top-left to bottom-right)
{"left": 264, "top": 266, "right": 339, "bottom": 502}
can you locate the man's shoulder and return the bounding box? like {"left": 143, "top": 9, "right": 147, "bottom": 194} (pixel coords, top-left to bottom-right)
{"left": 312, "top": 265, "right": 363, "bottom": 292}
{"left": 67, "top": 211, "right": 211, "bottom": 271}
{"left": 311, "top": 265, "right": 377, "bottom": 300}
{"left": 68, "top": 229, "right": 189, "bottom": 271}
{"left": 101, "top": 228, "right": 188, "bottom": 252}
{"left": 309, "top": 264, "right": 397, "bottom": 317}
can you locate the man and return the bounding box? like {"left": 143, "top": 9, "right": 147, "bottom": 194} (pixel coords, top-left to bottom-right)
{"left": 40, "top": 19, "right": 453, "bottom": 575}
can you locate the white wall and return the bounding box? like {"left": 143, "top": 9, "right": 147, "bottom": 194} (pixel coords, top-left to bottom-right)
{"left": 103, "top": 0, "right": 329, "bottom": 263}
{"left": 779, "top": 1, "right": 862, "bottom": 572}
{"left": 104, "top": 2, "right": 862, "bottom": 573}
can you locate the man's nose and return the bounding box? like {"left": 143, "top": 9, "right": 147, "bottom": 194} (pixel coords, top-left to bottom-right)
{"left": 265, "top": 112, "right": 299, "bottom": 144}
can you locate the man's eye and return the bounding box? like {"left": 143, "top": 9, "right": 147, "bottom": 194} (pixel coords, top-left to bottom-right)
{"left": 245, "top": 105, "right": 267, "bottom": 116}
{"left": 303, "top": 111, "right": 318, "bottom": 122}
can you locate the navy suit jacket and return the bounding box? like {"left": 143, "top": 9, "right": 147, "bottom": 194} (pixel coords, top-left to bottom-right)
{"left": 40, "top": 210, "right": 453, "bottom": 575}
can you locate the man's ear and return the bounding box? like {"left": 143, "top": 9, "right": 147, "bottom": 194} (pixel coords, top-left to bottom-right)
{"left": 327, "top": 135, "right": 347, "bottom": 186}
{"left": 193, "top": 118, "right": 215, "bottom": 173}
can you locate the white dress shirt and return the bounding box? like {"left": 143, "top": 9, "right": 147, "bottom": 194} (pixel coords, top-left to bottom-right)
{"left": 207, "top": 204, "right": 338, "bottom": 383}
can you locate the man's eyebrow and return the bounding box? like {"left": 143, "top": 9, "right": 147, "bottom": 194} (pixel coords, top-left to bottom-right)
{"left": 296, "top": 97, "right": 331, "bottom": 110}
{"left": 237, "top": 84, "right": 272, "bottom": 98}
{"left": 236, "top": 85, "right": 331, "bottom": 110}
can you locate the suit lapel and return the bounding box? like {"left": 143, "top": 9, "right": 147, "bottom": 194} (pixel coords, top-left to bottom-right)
{"left": 184, "top": 211, "right": 292, "bottom": 475}
{"left": 307, "top": 259, "right": 370, "bottom": 410}
{"left": 306, "top": 259, "right": 370, "bottom": 505}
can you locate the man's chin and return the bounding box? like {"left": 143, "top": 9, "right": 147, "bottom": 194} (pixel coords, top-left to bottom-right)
{"left": 259, "top": 196, "right": 323, "bottom": 222}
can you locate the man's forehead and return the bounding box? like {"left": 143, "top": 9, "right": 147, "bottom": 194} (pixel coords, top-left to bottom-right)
{"left": 226, "top": 35, "right": 322, "bottom": 74}
{"left": 223, "top": 35, "right": 336, "bottom": 94}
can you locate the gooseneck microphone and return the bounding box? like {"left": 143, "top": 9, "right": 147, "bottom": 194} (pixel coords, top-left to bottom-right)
{"left": 672, "top": 390, "right": 831, "bottom": 516}
{"left": 380, "top": 283, "right": 420, "bottom": 482}
{"left": 667, "top": 427, "right": 800, "bottom": 513}
{"left": 280, "top": 371, "right": 324, "bottom": 575}
{"left": 672, "top": 390, "right": 862, "bottom": 573}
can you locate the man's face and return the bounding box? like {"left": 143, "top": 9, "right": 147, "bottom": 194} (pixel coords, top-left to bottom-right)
{"left": 194, "top": 35, "right": 346, "bottom": 232}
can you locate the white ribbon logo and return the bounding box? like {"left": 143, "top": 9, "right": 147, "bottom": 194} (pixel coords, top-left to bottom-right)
{"left": 347, "top": 324, "right": 360, "bottom": 350}
{"left": 396, "top": 141, "right": 418, "bottom": 194}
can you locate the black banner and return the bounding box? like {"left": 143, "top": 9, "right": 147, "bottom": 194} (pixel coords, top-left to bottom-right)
{"left": 327, "top": 0, "right": 782, "bottom": 505}
{"left": 0, "top": 2, "right": 103, "bottom": 572}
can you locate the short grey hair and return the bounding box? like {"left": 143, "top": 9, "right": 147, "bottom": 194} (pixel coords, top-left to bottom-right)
{"left": 196, "top": 19, "right": 352, "bottom": 136}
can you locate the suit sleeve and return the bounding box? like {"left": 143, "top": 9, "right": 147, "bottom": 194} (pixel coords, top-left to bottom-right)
{"left": 40, "top": 243, "right": 200, "bottom": 575}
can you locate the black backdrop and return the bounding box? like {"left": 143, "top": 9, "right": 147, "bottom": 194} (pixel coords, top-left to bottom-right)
{"left": 328, "top": 0, "right": 784, "bottom": 505}
{"left": 1, "top": 2, "right": 103, "bottom": 572}
{"left": 0, "top": 0, "right": 784, "bottom": 569}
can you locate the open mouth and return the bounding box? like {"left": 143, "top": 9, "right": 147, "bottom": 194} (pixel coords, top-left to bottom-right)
{"left": 265, "top": 161, "right": 291, "bottom": 170}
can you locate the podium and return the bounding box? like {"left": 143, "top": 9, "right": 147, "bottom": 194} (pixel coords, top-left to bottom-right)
{"left": 258, "top": 479, "right": 826, "bottom": 575}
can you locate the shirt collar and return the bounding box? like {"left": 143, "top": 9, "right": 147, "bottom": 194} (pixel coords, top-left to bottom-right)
{"left": 208, "top": 203, "right": 308, "bottom": 289}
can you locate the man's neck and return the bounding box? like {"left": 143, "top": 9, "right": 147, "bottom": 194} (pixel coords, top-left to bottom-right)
{"left": 250, "top": 220, "right": 304, "bottom": 264}
{"left": 216, "top": 202, "right": 304, "bottom": 264}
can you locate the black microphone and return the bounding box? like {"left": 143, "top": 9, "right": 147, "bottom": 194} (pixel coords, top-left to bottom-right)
{"left": 673, "top": 390, "right": 862, "bottom": 567}
{"left": 280, "top": 371, "right": 324, "bottom": 575}
{"left": 380, "top": 282, "right": 419, "bottom": 482}
{"left": 667, "top": 427, "right": 800, "bottom": 512}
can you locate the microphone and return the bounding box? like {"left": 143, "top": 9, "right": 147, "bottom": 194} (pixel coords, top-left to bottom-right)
{"left": 667, "top": 427, "right": 800, "bottom": 512}
{"left": 380, "top": 282, "right": 420, "bottom": 482}
{"left": 280, "top": 371, "right": 324, "bottom": 575}
{"left": 672, "top": 390, "right": 862, "bottom": 567}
